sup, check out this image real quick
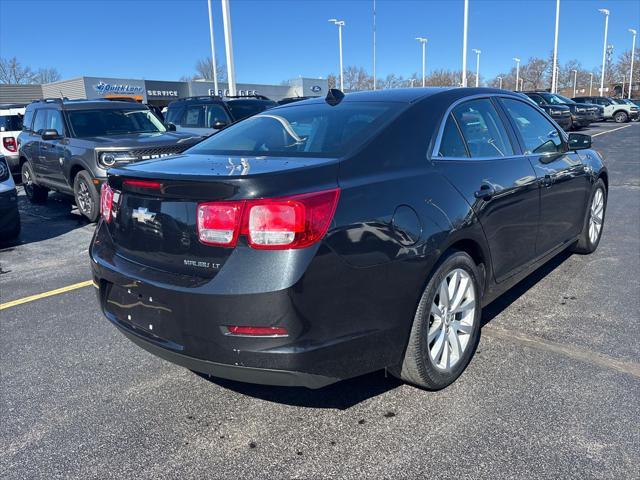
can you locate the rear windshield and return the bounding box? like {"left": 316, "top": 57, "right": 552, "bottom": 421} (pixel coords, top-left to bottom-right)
{"left": 227, "top": 101, "right": 275, "bottom": 121}
{"left": 67, "top": 108, "right": 166, "bottom": 137}
{"left": 187, "top": 101, "right": 401, "bottom": 157}
{"left": 0, "top": 115, "right": 23, "bottom": 131}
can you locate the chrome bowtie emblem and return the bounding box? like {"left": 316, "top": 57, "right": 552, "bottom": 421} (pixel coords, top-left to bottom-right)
{"left": 132, "top": 207, "right": 156, "bottom": 224}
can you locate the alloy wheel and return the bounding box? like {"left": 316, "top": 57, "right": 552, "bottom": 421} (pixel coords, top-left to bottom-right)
{"left": 22, "top": 166, "right": 33, "bottom": 197}
{"left": 427, "top": 268, "right": 476, "bottom": 370}
{"left": 589, "top": 188, "right": 604, "bottom": 245}
{"left": 76, "top": 179, "right": 93, "bottom": 215}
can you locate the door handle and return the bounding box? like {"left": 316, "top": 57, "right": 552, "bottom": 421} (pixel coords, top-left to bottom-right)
{"left": 539, "top": 174, "right": 553, "bottom": 188}
{"left": 41, "top": 144, "right": 49, "bottom": 150}
{"left": 474, "top": 184, "right": 496, "bottom": 200}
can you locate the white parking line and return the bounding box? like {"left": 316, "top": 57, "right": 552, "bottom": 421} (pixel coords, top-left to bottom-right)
{"left": 591, "top": 124, "right": 633, "bottom": 137}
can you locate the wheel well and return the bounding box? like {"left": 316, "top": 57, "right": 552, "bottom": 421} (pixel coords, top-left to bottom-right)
{"left": 446, "top": 239, "right": 488, "bottom": 293}
{"left": 613, "top": 109, "right": 628, "bottom": 117}
{"left": 598, "top": 171, "right": 609, "bottom": 190}
{"left": 69, "top": 164, "right": 85, "bottom": 185}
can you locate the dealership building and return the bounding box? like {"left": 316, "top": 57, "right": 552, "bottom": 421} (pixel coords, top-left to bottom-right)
{"left": 0, "top": 75, "right": 328, "bottom": 106}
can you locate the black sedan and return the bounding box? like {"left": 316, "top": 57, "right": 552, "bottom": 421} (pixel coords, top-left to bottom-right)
{"left": 90, "top": 87, "right": 608, "bottom": 390}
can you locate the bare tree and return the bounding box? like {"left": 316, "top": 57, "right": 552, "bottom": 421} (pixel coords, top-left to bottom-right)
{"left": 0, "top": 57, "right": 35, "bottom": 84}
{"left": 193, "top": 57, "right": 227, "bottom": 82}
{"left": 34, "top": 67, "right": 61, "bottom": 84}
{"left": 326, "top": 73, "right": 337, "bottom": 89}
{"left": 426, "top": 69, "right": 462, "bottom": 87}
{"left": 521, "top": 57, "right": 549, "bottom": 90}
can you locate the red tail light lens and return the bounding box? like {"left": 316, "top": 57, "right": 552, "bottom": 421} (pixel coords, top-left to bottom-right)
{"left": 226, "top": 326, "right": 289, "bottom": 337}
{"left": 100, "top": 183, "right": 114, "bottom": 223}
{"left": 3, "top": 137, "right": 17, "bottom": 153}
{"left": 122, "top": 179, "right": 162, "bottom": 190}
{"left": 196, "top": 188, "right": 340, "bottom": 250}
{"left": 197, "top": 202, "right": 243, "bottom": 246}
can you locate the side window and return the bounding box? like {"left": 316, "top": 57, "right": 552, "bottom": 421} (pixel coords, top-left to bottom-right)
{"left": 528, "top": 94, "right": 545, "bottom": 106}
{"left": 438, "top": 114, "right": 468, "bottom": 157}
{"left": 32, "top": 109, "right": 46, "bottom": 135}
{"left": 182, "top": 106, "right": 204, "bottom": 127}
{"left": 165, "top": 105, "right": 184, "bottom": 125}
{"left": 452, "top": 98, "right": 514, "bottom": 158}
{"left": 46, "top": 110, "right": 65, "bottom": 136}
{"left": 204, "top": 104, "right": 231, "bottom": 127}
{"left": 22, "top": 109, "right": 34, "bottom": 131}
{"left": 501, "top": 98, "right": 562, "bottom": 154}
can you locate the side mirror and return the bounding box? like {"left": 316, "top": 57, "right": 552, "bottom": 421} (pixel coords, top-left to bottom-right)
{"left": 41, "top": 129, "right": 62, "bottom": 140}
{"left": 568, "top": 133, "right": 591, "bottom": 150}
{"left": 212, "top": 121, "right": 227, "bottom": 130}
{"left": 165, "top": 122, "right": 176, "bottom": 131}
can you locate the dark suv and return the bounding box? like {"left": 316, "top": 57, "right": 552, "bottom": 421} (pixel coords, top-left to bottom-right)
{"left": 224, "top": 95, "right": 277, "bottom": 121}
{"left": 523, "top": 92, "right": 599, "bottom": 130}
{"left": 165, "top": 96, "right": 234, "bottom": 136}
{"left": 572, "top": 96, "right": 638, "bottom": 123}
{"left": 18, "top": 99, "right": 201, "bottom": 221}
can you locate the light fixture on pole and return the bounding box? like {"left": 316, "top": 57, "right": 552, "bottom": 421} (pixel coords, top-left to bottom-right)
{"left": 589, "top": 72, "right": 594, "bottom": 95}
{"left": 472, "top": 49, "right": 481, "bottom": 87}
{"left": 572, "top": 69, "right": 578, "bottom": 97}
{"left": 416, "top": 37, "right": 428, "bottom": 87}
{"left": 221, "top": 0, "right": 236, "bottom": 96}
{"left": 629, "top": 29, "right": 637, "bottom": 99}
{"left": 329, "top": 19, "right": 346, "bottom": 91}
{"left": 206, "top": 0, "right": 219, "bottom": 96}
{"left": 513, "top": 57, "right": 521, "bottom": 91}
{"left": 497, "top": 76, "right": 503, "bottom": 89}
{"left": 551, "top": 0, "right": 560, "bottom": 93}
{"left": 461, "top": 0, "right": 469, "bottom": 87}
{"left": 598, "top": 8, "right": 610, "bottom": 95}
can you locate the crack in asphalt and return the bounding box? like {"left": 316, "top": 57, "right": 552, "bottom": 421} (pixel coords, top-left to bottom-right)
{"left": 483, "top": 326, "right": 640, "bottom": 379}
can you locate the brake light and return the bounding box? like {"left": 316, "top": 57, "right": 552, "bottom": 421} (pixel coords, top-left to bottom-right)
{"left": 226, "top": 326, "right": 289, "bottom": 336}
{"left": 122, "top": 179, "right": 162, "bottom": 190}
{"left": 100, "top": 183, "right": 114, "bottom": 223}
{"left": 3, "top": 137, "right": 17, "bottom": 153}
{"left": 196, "top": 188, "right": 340, "bottom": 250}
{"left": 197, "top": 202, "right": 243, "bottom": 246}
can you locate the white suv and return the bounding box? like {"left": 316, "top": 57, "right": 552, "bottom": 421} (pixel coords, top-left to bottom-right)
{"left": 0, "top": 104, "right": 25, "bottom": 173}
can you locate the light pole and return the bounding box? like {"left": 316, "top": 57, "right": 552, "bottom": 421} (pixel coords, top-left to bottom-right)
{"left": 589, "top": 72, "right": 594, "bottom": 95}
{"left": 472, "top": 49, "right": 481, "bottom": 87}
{"left": 551, "top": 0, "right": 560, "bottom": 93}
{"left": 373, "top": 0, "right": 376, "bottom": 90}
{"left": 462, "top": 0, "right": 469, "bottom": 87}
{"left": 221, "top": 0, "right": 236, "bottom": 96}
{"left": 629, "top": 29, "right": 637, "bottom": 99}
{"left": 513, "top": 57, "right": 521, "bottom": 91}
{"left": 206, "top": 0, "right": 219, "bottom": 95}
{"left": 519, "top": 78, "right": 524, "bottom": 91}
{"left": 497, "top": 76, "right": 503, "bottom": 89}
{"left": 598, "top": 8, "right": 610, "bottom": 96}
{"left": 329, "top": 19, "right": 345, "bottom": 91}
{"left": 416, "top": 37, "right": 428, "bottom": 87}
{"left": 572, "top": 69, "right": 578, "bottom": 97}
{"left": 621, "top": 74, "right": 626, "bottom": 97}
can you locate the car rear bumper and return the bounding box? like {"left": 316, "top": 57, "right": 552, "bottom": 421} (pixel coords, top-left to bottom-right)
{"left": 2, "top": 154, "right": 19, "bottom": 173}
{"left": 0, "top": 189, "right": 19, "bottom": 235}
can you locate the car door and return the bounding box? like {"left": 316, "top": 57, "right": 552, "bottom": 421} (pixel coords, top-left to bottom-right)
{"left": 596, "top": 98, "right": 614, "bottom": 118}
{"left": 498, "top": 97, "right": 590, "bottom": 256}
{"left": 29, "top": 108, "right": 49, "bottom": 178}
{"left": 40, "top": 109, "right": 69, "bottom": 187}
{"left": 432, "top": 97, "right": 540, "bottom": 282}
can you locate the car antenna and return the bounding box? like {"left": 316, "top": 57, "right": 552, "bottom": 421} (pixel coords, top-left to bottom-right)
{"left": 325, "top": 88, "right": 345, "bottom": 106}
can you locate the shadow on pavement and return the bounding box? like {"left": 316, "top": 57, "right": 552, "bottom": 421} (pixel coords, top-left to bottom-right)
{"left": 196, "top": 369, "right": 403, "bottom": 410}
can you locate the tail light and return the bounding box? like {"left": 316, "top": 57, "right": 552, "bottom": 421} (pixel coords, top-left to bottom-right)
{"left": 3, "top": 137, "right": 17, "bottom": 153}
{"left": 100, "top": 183, "right": 114, "bottom": 223}
{"left": 225, "top": 326, "right": 289, "bottom": 337}
{"left": 197, "top": 188, "right": 340, "bottom": 250}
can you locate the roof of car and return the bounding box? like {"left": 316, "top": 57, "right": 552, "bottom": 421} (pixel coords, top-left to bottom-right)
{"left": 28, "top": 99, "right": 149, "bottom": 110}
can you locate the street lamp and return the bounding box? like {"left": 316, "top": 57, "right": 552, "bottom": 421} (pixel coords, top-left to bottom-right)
{"left": 472, "top": 49, "right": 481, "bottom": 87}
{"left": 221, "top": 0, "right": 236, "bottom": 96}
{"left": 572, "top": 69, "right": 578, "bottom": 97}
{"left": 416, "top": 37, "right": 428, "bottom": 87}
{"left": 461, "top": 0, "right": 469, "bottom": 87}
{"left": 598, "top": 8, "right": 610, "bottom": 96}
{"left": 551, "top": 0, "right": 560, "bottom": 93}
{"left": 629, "top": 29, "right": 637, "bottom": 99}
{"left": 589, "top": 72, "right": 594, "bottom": 96}
{"left": 329, "top": 19, "right": 346, "bottom": 91}
{"left": 513, "top": 57, "right": 521, "bottom": 91}
{"left": 519, "top": 77, "right": 524, "bottom": 91}
{"left": 497, "top": 76, "right": 503, "bottom": 89}
{"left": 206, "top": 0, "right": 219, "bottom": 95}
{"left": 621, "top": 74, "right": 626, "bottom": 97}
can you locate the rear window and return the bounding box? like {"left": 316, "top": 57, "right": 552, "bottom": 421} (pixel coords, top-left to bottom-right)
{"left": 187, "top": 101, "right": 401, "bottom": 157}
{"left": 0, "top": 114, "right": 23, "bottom": 132}
{"left": 227, "top": 101, "right": 276, "bottom": 121}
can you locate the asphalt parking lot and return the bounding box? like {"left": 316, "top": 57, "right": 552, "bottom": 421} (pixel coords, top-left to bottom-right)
{"left": 1, "top": 121, "right": 639, "bottom": 479}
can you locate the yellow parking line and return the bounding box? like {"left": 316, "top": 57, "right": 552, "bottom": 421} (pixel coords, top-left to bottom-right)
{"left": 0, "top": 280, "right": 94, "bottom": 311}
{"left": 591, "top": 125, "right": 632, "bottom": 137}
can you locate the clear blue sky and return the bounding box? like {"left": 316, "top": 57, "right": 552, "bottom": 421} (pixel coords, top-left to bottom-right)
{"left": 1, "top": 0, "right": 638, "bottom": 83}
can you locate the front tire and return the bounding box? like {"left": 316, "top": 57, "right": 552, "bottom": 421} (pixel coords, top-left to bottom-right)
{"left": 570, "top": 179, "right": 607, "bottom": 254}
{"left": 21, "top": 162, "right": 48, "bottom": 204}
{"left": 73, "top": 170, "right": 100, "bottom": 222}
{"left": 614, "top": 111, "right": 629, "bottom": 123}
{"left": 393, "top": 251, "right": 482, "bottom": 390}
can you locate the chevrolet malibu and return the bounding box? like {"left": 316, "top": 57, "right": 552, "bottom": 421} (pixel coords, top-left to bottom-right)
{"left": 90, "top": 88, "right": 608, "bottom": 390}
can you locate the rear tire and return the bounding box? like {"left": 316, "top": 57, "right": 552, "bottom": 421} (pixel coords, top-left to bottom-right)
{"left": 73, "top": 170, "right": 100, "bottom": 222}
{"left": 570, "top": 179, "right": 607, "bottom": 254}
{"left": 21, "top": 161, "right": 48, "bottom": 204}
{"left": 614, "top": 111, "right": 628, "bottom": 123}
{"left": 392, "top": 251, "right": 482, "bottom": 390}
